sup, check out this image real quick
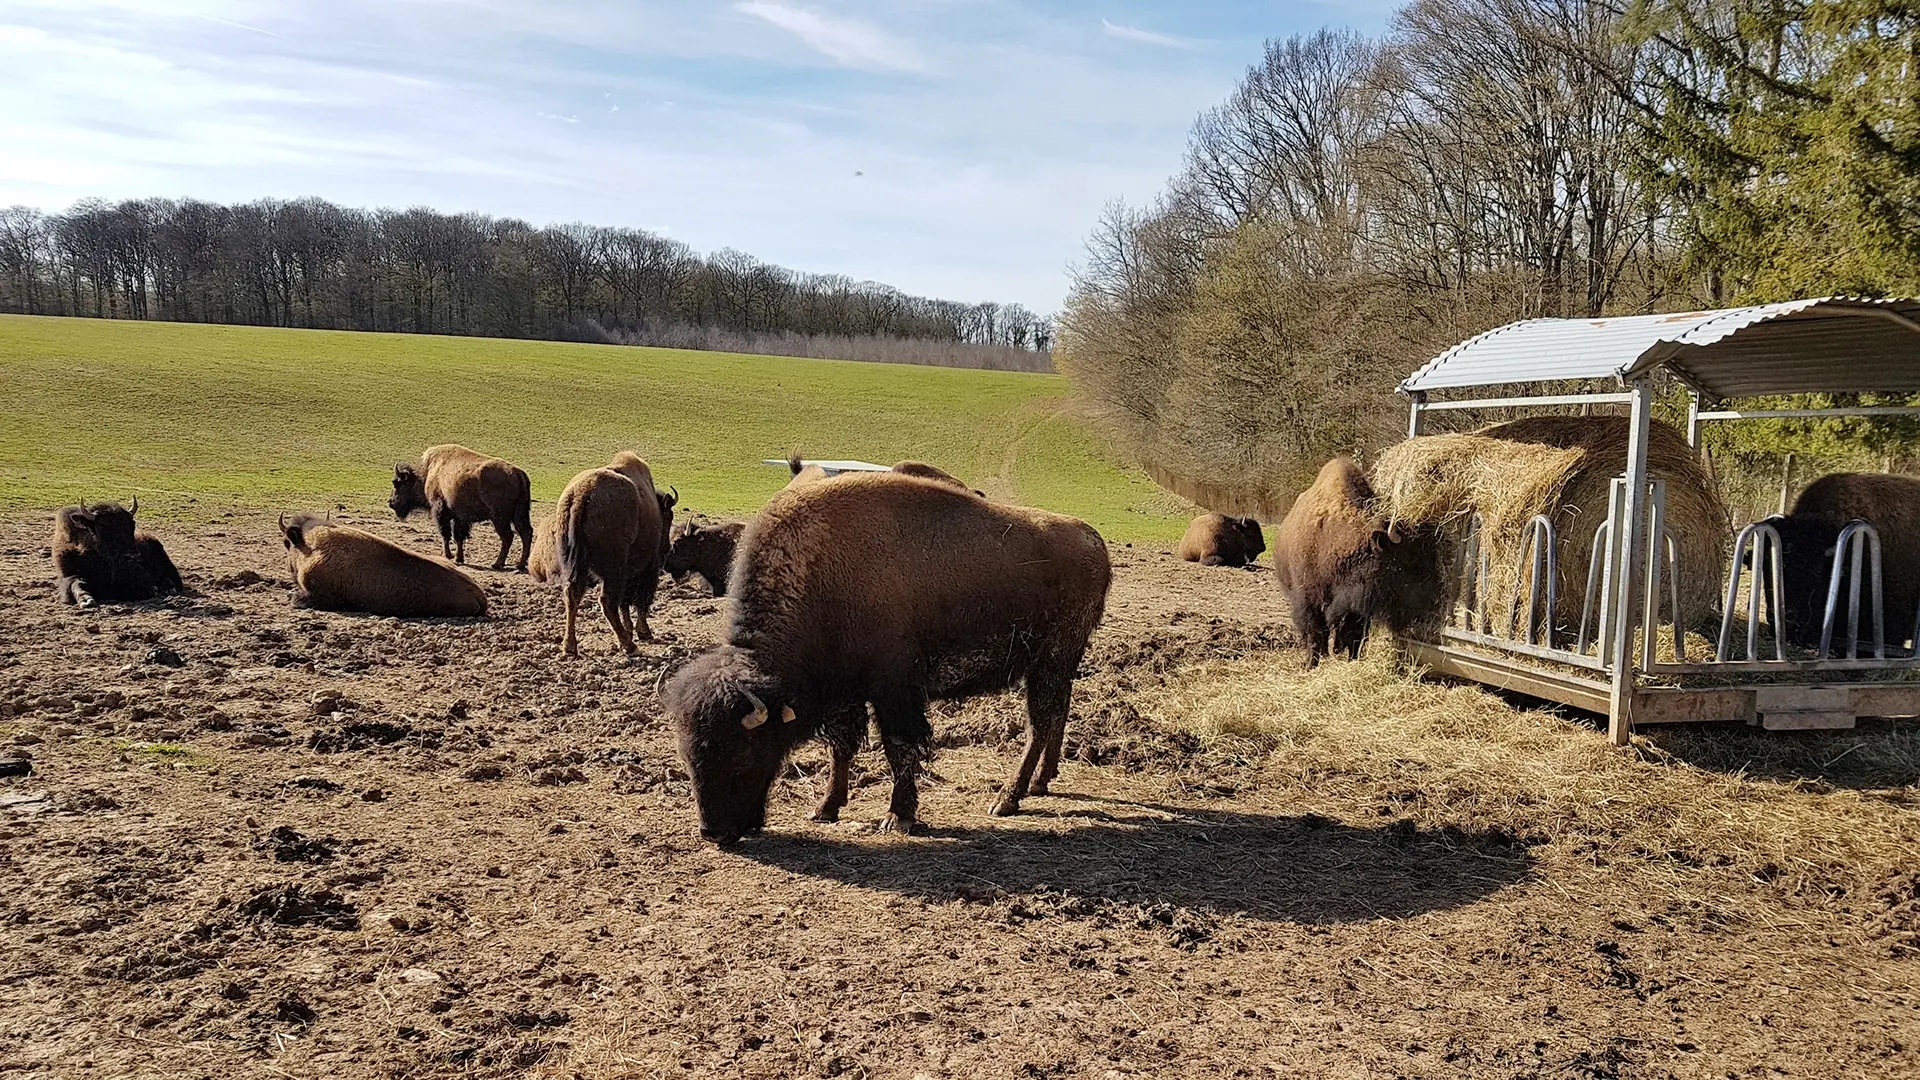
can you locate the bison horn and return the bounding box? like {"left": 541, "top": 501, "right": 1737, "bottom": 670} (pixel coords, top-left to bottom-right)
{"left": 740, "top": 687, "right": 770, "bottom": 729}
{"left": 782, "top": 704, "right": 797, "bottom": 723}
{"left": 278, "top": 511, "right": 288, "bottom": 532}
{"left": 128, "top": 495, "right": 138, "bottom": 516}
{"left": 667, "top": 486, "right": 679, "bottom": 507}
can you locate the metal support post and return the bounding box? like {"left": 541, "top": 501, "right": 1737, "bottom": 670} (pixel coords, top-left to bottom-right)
{"left": 1407, "top": 392, "right": 1427, "bottom": 438}
{"left": 1606, "top": 379, "right": 1653, "bottom": 745}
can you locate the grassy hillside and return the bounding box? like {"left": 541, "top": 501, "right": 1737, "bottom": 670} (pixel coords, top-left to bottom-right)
{"left": 0, "top": 316, "right": 1188, "bottom": 543}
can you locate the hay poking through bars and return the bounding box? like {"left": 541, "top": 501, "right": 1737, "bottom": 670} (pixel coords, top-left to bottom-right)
{"left": 1373, "top": 416, "right": 1731, "bottom": 636}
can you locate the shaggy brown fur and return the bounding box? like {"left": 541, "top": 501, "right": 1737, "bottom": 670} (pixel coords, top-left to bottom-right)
{"left": 528, "top": 512, "right": 560, "bottom": 582}
{"left": 52, "top": 500, "right": 183, "bottom": 606}
{"left": 552, "top": 469, "right": 644, "bottom": 656}
{"left": 1771, "top": 473, "right": 1920, "bottom": 650}
{"left": 889, "top": 460, "right": 980, "bottom": 495}
{"left": 1178, "top": 513, "right": 1266, "bottom": 567}
{"left": 664, "top": 521, "right": 746, "bottom": 595}
{"left": 1274, "top": 458, "right": 1439, "bottom": 666}
{"left": 664, "top": 474, "right": 1112, "bottom": 843}
{"left": 279, "top": 515, "right": 486, "bottom": 617}
{"left": 390, "top": 444, "right": 534, "bottom": 571}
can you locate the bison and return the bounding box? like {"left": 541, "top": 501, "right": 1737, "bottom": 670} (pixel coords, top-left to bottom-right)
{"left": 550, "top": 461, "right": 674, "bottom": 656}
{"left": 1764, "top": 472, "right": 1920, "bottom": 651}
{"left": 390, "top": 445, "right": 534, "bottom": 572}
{"left": 663, "top": 473, "right": 1111, "bottom": 844}
{"left": 279, "top": 514, "right": 487, "bottom": 617}
{"left": 1178, "top": 513, "right": 1266, "bottom": 567}
{"left": 664, "top": 520, "right": 745, "bottom": 596}
{"left": 52, "top": 499, "right": 183, "bottom": 606}
{"left": 1273, "top": 458, "right": 1439, "bottom": 666}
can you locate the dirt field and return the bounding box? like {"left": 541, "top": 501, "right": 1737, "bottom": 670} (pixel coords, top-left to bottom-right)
{"left": 1, "top": 508, "right": 1915, "bottom": 1080}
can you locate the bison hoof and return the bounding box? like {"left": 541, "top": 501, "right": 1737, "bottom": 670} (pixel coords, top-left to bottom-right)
{"left": 562, "top": 644, "right": 580, "bottom": 658}
{"left": 810, "top": 805, "right": 842, "bottom": 823}
{"left": 1030, "top": 779, "right": 1052, "bottom": 796}
{"left": 877, "top": 813, "right": 921, "bottom": 835}
{"left": 988, "top": 796, "right": 1022, "bottom": 817}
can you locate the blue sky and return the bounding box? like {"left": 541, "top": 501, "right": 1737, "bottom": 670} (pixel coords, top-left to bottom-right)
{"left": 0, "top": 1, "right": 1389, "bottom": 312}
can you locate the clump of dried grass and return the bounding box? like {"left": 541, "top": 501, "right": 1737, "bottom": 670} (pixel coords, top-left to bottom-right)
{"left": 1374, "top": 417, "right": 1731, "bottom": 636}
{"left": 1137, "top": 649, "right": 1920, "bottom": 896}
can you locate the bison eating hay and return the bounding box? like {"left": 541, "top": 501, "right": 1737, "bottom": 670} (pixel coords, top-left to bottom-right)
{"left": 1371, "top": 415, "right": 1728, "bottom": 635}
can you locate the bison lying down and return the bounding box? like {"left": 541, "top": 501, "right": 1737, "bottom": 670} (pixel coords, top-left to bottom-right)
{"left": 664, "top": 473, "right": 1111, "bottom": 843}
{"left": 664, "top": 520, "right": 745, "bottom": 596}
{"left": 53, "top": 499, "right": 183, "bottom": 606}
{"left": 390, "top": 444, "right": 534, "bottom": 572}
{"left": 280, "top": 514, "right": 487, "bottom": 617}
{"left": 1179, "top": 513, "right": 1265, "bottom": 567}
{"left": 1767, "top": 472, "right": 1920, "bottom": 650}
{"left": 1274, "top": 458, "right": 1438, "bottom": 665}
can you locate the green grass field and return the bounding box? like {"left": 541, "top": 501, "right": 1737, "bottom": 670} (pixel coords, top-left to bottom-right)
{"left": 0, "top": 315, "right": 1190, "bottom": 543}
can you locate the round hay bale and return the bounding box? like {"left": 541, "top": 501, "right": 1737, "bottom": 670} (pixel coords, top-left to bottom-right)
{"left": 1372, "top": 416, "right": 1730, "bottom": 635}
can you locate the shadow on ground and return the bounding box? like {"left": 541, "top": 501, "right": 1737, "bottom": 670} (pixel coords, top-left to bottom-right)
{"left": 735, "top": 794, "right": 1534, "bottom": 925}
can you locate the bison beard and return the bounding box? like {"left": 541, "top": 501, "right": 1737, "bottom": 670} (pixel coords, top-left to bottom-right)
{"left": 664, "top": 473, "right": 1110, "bottom": 844}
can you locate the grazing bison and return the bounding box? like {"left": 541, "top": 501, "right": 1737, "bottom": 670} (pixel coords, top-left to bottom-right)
{"left": 663, "top": 473, "right": 1111, "bottom": 844}
{"left": 390, "top": 445, "right": 534, "bottom": 572}
{"left": 52, "top": 499, "right": 183, "bottom": 606}
{"left": 1765, "top": 472, "right": 1920, "bottom": 650}
{"left": 664, "top": 520, "right": 745, "bottom": 596}
{"left": 1273, "top": 458, "right": 1439, "bottom": 666}
{"left": 1178, "top": 513, "right": 1266, "bottom": 567}
{"left": 279, "top": 514, "right": 487, "bottom": 617}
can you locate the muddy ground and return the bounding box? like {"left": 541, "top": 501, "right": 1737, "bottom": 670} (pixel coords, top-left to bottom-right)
{"left": 0, "top": 508, "right": 1914, "bottom": 1079}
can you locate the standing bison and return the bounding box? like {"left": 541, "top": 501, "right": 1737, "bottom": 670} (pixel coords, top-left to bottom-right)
{"left": 390, "top": 445, "right": 534, "bottom": 572}
{"left": 1178, "top": 513, "right": 1266, "bottom": 567}
{"left": 1273, "top": 458, "right": 1439, "bottom": 666}
{"left": 550, "top": 454, "right": 675, "bottom": 656}
{"left": 1767, "top": 472, "right": 1920, "bottom": 650}
{"left": 279, "top": 515, "right": 487, "bottom": 617}
{"left": 663, "top": 473, "right": 1111, "bottom": 844}
{"left": 52, "top": 499, "right": 183, "bottom": 606}
{"left": 664, "top": 520, "right": 745, "bottom": 596}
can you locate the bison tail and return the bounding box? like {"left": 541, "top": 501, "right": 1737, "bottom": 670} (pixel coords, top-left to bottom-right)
{"left": 787, "top": 453, "right": 804, "bottom": 477}
{"left": 554, "top": 487, "right": 591, "bottom": 592}
{"left": 515, "top": 469, "right": 534, "bottom": 534}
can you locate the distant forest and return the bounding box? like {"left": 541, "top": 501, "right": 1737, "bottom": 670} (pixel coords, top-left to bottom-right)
{"left": 0, "top": 198, "right": 1055, "bottom": 372}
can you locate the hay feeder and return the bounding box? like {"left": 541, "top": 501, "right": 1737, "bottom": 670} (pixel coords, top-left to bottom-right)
{"left": 1397, "top": 297, "right": 1920, "bottom": 744}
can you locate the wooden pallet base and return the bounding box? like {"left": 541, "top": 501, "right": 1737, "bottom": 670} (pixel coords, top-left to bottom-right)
{"left": 1404, "top": 640, "right": 1920, "bottom": 730}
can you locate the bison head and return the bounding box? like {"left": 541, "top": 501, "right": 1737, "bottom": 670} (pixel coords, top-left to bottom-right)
{"left": 1756, "top": 514, "right": 1850, "bottom": 649}
{"left": 1370, "top": 519, "right": 1444, "bottom": 632}
{"left": 663, "top": 646, "right": 802, "bottom": 845}
{"left": 1233, "top": 516, "right": 1266, "bottom": 558}
{"left": 663, "top": 521, "right": 698, "bottom": 577}
{"left": 63, "top": 501, "right": 140, "bottom": 556}
{"left": 389, "top": 464, "right": 428, "bottom": 520}
{"left": 656, "top": 487, "right": 678, "bottom": 554}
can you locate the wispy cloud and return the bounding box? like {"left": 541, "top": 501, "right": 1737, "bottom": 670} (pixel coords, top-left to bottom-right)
{"left": 1101, "top": 18, "right": 1200, "bottom": 51}
{"left": 735, "top": 2, "right": 926, "bottom": 73}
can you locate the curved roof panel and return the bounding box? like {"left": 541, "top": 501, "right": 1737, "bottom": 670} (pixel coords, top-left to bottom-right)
{"left": 1399, "top": 297, "right": 1920, "bottom": 399}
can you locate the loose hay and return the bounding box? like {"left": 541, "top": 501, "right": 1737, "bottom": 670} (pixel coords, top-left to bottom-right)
{"left": 1373, "top": 416, "right": 1730, "bottom": 635}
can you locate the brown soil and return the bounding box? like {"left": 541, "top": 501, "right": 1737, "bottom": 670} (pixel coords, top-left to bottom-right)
{"left": 0, "top": 510, "right": 1914, "bottom": 1079}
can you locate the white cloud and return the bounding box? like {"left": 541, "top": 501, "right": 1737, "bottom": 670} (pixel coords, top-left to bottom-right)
{"left": 734, "top": 2, "right": 927, "bottom": 73}
{"left": 1100, "top": 18, "right": 1200, "bottom": 50}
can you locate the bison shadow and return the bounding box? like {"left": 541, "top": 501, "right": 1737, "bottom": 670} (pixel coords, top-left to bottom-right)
{"left": 734, "top": 794, "right": 1533, "bottom": 925}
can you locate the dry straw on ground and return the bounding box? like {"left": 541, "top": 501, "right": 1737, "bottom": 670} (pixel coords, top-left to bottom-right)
{"left": 1138, "top": 649, "right": 1920, "bottom": 900}
{"left": 1373, "top": 416, "right": 1731, "bottom": 636}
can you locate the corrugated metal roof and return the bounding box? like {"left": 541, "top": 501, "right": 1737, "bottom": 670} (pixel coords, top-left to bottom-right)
{"left": 1399, "top": 297, "right": 1920, "bottom": 399}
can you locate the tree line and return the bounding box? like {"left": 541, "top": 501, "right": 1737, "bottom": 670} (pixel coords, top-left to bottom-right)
{"left": 0, "top": 198, "right": 1055, "bottom": 372}
{"left": 1060, "top": 0, "right": 1920, "bottom": 515}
